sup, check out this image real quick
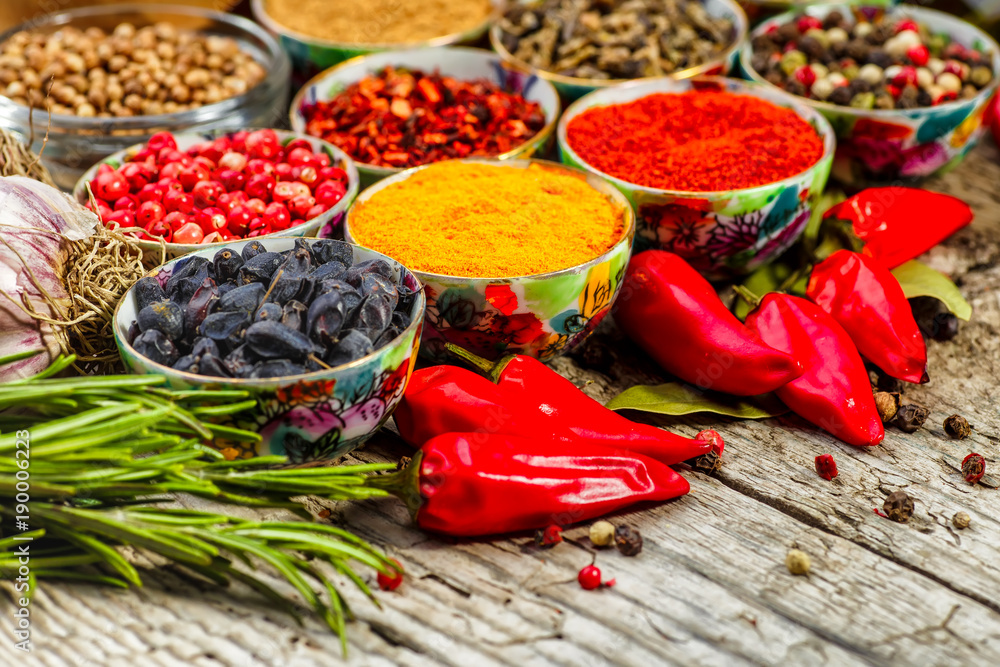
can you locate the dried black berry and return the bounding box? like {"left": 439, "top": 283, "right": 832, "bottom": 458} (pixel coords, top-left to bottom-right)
{"left": 311, "top": 260, "right": 348, "bottom": 282}
{"left": 326, "top": 330, "right": 373, "bottom": 367}
{"left": 281, "top": 300, "right": 309, "bottom": 333}
{"left": 191, "top": 337, "right": 220, "bottom": 360}
{"left": 310, "top": 239, "right": 353, "bottom": 267}
{"left": 250, "top": 359, "right": 307, "bottom": 378}
{"left": 218, "top": 282, "right": 266, "bottom": 314}
{"left": 213, "top": 248, "right": 244, "bottom": 284}
{"left": 224, "top": 343, "right": 258, "bottom": 378}
{"left": 184, "top": 277, "right": 219, "bottom": 334}
{"left": 614, "top": 525, "right": 643, "bottom": 556}
{"left": 255, "top": 302, "right": 282, "bottom": 322}
{"left": 245, "top": 320, "right": 317, "bottom": 360}
{"left": 238, "top": 252, "right": 284, "bottom": 284}
{"left": 133, "top": 329, "right": 178, "bottom": 366}
{"left": 134, "top": 276, "right": 166, "bottom": 312}
{"left": 308, "top": 291, "right": 346, "bottom": 344}
{"left": 199, "top": 310, "right": 250, "bottom": 346}
{"left": 137, "top": 300, "right": 184, "bottom": 341}
{"left": 198, "top": 353, "right": 231, "bottom": 378}
{"left": 241, "top": 239, "right": 266, "bottom": 261}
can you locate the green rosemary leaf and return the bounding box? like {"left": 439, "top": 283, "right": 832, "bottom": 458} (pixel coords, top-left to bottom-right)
{"left": 187, "top": 400, "right": 259, "bottom": 416}
{"left": 0, "top": 348, "right": 45, "bottom": 367}
{"left": 0, "top": 404, "right": 139, "bottom": 451}
{"left": 0, "top": 529, "right": 45, "bottom": 550}
{"left": 29, "top": 569, "right": 130, "bottom": 588}
{"left": 45, "top": 525, "right": 141, "bottom": 587}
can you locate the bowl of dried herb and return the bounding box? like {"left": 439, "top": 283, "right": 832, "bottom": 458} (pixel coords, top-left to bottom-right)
{"left": 558, "top": 76, "right": 835, "bottom": 279}
{"left": 491, "top": 0, "right": 749, "bottom": 101}
{"left": 290, "top": 46, "right": 561, "bottom": 187}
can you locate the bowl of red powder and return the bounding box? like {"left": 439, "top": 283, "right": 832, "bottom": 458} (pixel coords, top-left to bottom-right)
{"left": 558, "top": 76, "right": 835, "bottom": 278}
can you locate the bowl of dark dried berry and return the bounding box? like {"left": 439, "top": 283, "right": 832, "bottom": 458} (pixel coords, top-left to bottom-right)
{"left": 113, "top": 237, "right": 425, "bottom": 461}
{"left": 741, "top": 5, "right": 1000, "bottom": 186}
{"left": 492, "top": 0, "right": 748, "bottom": 100}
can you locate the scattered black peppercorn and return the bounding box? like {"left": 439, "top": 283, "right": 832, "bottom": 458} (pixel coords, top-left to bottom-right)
{"left": 911, "top": 297, "right": 960, "bottom": 341}
{"left": 686, "top": 449, "right": 722, "bottom": 475}
{"left": 931, "top": 313, "right": 959, "bottom": 341}
{"left": 895, "top": 404, "right": 930, "bottom": 433}
{"left": 944, "top": 414, "right": 972, "bottom": 439}
{"left": 884, "top": 490, "right": 915, "bottom": 523}
{"left": 614, "top": 525, "right": 643, "bottom": 557}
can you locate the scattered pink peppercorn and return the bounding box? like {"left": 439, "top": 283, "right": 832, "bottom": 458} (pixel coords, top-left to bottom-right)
{"left": 377, "top": 558, "right": 404, "bottom": 592}
{"left": 534, "top": 524, "right": 563, "bottom": 548}
{"left": 578, "top": 564, "right": 615, "bottom": 590}
{"left": 962, "top": 453, "right": 986, "bottom": 484}
{"left": 815, "top": 454, "right": 838, "bottom": 481}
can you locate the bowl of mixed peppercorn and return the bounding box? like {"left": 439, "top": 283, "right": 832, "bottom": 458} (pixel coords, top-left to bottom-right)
{"left": 492, "top": 0, "right": 748, "bottom": 100}
{"left": 741, "top": 5, "right": 1000, "bottom": 185}
{"left": 290, "top": 47, "right": 560, "bottom": 186}
{"left": 558, "top": 77, "right": 835, "bottom": 279}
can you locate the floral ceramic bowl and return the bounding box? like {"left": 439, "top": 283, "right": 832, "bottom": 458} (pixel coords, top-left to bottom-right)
{"left": 73, "top": 129, "right": 360, "bottom": 260}
{"left": 740, "top": 5, "right": 1000, "bottom": 187}
{"left": 558, "top": 77, "right": 835, "bottom": 279}
{"left": 251, "top": 0, "right": 503, "bottom": 83}
{"left": 290, "top": 46, "right": 561, "bottom": 187}
{"left": 112, "top": 237, "right": 425, "bottom": 462}
{"left": 344, "top": 158, "right": 635, "bottom": 362}
{"left": 490, "top": 0, "right": 749, "bottom": 101}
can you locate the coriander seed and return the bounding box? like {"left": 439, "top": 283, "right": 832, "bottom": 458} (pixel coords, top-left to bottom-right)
{"left": 589, "top": 520, "right": 615, "bottom": 548}
{"left": 952, "top": 512, "right": 971, "bottom": 529}
{"left": 785, "top": 549, "right": 811, "bottom": 576}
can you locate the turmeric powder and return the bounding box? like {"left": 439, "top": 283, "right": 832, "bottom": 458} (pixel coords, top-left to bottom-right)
{"left": 348, "top": 162, "right": 625, "bottom": 278}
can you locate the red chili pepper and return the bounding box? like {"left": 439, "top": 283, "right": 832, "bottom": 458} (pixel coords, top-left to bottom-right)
{"left": 807, "top": 250, "right": 928, "bottom": 384}
{"left": 395, "top": 363, "right": 714, "bottom": 465}
{"left": 744, "top": 293, "right": 884, "bottom": 447}
{"left": 614, "top": 250, "right": 803, "bottom": 396}
{"left": 825, "top": 188, "right": 973, "bottom": 269}
{"left": 368, "top": 433, "right": 689, "bottom": 536}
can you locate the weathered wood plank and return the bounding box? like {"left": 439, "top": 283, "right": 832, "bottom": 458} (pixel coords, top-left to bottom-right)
{"left": 3, "top": 140, "right": 1000, "bottom": 667}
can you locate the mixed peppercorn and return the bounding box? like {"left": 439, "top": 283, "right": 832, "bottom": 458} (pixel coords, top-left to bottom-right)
{"left": 127, "top": 238, "right": 416, "bottom": 379}
{"left": 750, "top": 11, "right": 994, "bottom": 108}
{"left": 85, "top": 130, "right": 350, "bottom": 244}
{"left": 300, "top": 66, "right": 546, "bottom": 169}
{"left": 498, "top": 0, "right": 735, "bottom": 81}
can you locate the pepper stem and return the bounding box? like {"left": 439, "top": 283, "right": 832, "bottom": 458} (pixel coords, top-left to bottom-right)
{"left": 732, "top": 285, "right": 762, "bottom": 308}
{"left": 444, "top": 343, "right": 515, "bottom": 384}
{"left": 365, "top": 450, "right": 425, "bottom": 518}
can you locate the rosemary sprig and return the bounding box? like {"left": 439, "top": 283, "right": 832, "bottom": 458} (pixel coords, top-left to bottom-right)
{"left": 0, "top": 355, "right": 397, "bottom": 654}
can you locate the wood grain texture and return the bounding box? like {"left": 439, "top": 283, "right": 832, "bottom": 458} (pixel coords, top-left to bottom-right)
{"left": 3, "top": 143, "right": 1000, "bottom": 667}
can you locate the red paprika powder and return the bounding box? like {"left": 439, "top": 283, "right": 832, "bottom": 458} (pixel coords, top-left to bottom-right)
{"left": 566, "top": 91, "right": 825, "bottom": 191}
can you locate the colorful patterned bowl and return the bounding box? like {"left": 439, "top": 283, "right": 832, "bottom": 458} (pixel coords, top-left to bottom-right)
{"left": 489, "top": 0, "right": 749, "bottom": 102}
{"left": 739, "top": 5, "right": 1000, "bottom": 187}
{"left": 73, "top": 129, "right": 360, "bottom": 260}
{"left": 290, "top": 46, "right": 561, "bottom": 187}
{"left": 557, "top": 77, "right": 835, "bottom": 280}
{"left": 112, "top": 237, "right": 425, "bottom": 463}
{"left": 344, "top": 158, "right": 635, "bottom": 362}
{"left": 251, "top": 0, "right": 503, "bottom": 84}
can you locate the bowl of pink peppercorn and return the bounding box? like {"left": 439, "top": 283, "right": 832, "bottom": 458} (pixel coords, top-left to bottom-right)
{"left": 73, "top": 128, "right": 360, "bottom": 258}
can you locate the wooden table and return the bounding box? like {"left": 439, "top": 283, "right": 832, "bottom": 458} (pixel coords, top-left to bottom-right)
{"left": 4, "top": 142, "right": 1000, "bottom": 667}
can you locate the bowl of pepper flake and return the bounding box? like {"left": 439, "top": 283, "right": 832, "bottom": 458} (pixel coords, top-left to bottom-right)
{"left": 344, "top": 158, "right": 635, "bottom": 362}
{"left": 491, "top": 0, "right": 749, "bottom": 101}
{"left": 740, "top": 5, "right": 1000, "bottom": 187}
{"left": 290, "top": 47, "right": 561, "bottom": 187}
{"left": 558, "top": 76, "right": 835, "bottom": 279}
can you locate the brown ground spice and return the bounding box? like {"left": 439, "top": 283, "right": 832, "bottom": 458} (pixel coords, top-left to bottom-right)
{"left": 264, "top": 0, "right": 493, "bottom": 45}
{"left": 348, "top": 162, "right": 625, "bottom": 278}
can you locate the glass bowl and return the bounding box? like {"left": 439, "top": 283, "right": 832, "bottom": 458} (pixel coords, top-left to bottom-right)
{"left": 0, "top": 3, "right": 291, "bottom": 191}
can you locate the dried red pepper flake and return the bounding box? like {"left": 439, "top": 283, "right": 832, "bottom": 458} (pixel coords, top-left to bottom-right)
{"left": 814, "top": 454, "right": 838, "bottom": 481}
{"left": 962, "top": 453, "right": 986, "bottom": 484}
{"left": 301, "top": 66, "right": 546, "bottom": 169}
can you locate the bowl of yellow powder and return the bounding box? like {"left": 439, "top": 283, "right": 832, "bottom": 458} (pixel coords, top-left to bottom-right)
{"left": 345, "top": 159, "right": 635, "bottom": 362}
{"left": 251, "top": 0, "right": 500, "bottom": 81}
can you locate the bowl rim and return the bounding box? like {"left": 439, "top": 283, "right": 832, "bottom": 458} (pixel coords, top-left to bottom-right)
{"left": 0, "top": 2, "right": 289, "bottom": 130}
{"left": 288, "top": 45, "right": 562, "bottom": 177}
{"left": 556, "top": 76, "right": 836, "bottom": 198}
{"left": 113, "top": 237, "right": 427, "bottom": 385}
{"left": 72, "top": 128, "right": 361, "bottom": 251}
{"left": 489, "top": 0, "right": 749, "bottom": 89}
{"left": 343, "top": 156, "right": 636, "bottom": 282}
{"left": 739, "top": 4, "right": 1000, "bottom": 118}
{"left": 250, "top": 0, "right": 501, "bottom": 52}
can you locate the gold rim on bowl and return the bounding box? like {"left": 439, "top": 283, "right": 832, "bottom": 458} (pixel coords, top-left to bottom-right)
{"left": 556, "top": 76, "right": 836, "bottom": 199}
{"left": 343, "top": 157, "right": 636, "bottom": 282}
{"left": 288, "top": 47, "right": 562, "bottom": 180}
{"left": 489, "top": 0, "right": 750, "bottom": 89}
{"left": 112, "top": 237, "right": 427, "bottom": 384}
